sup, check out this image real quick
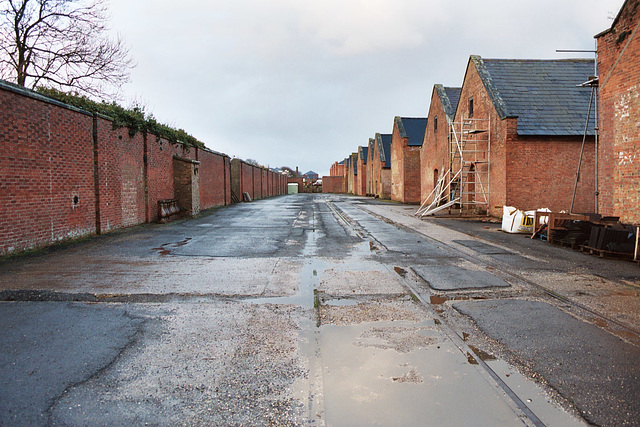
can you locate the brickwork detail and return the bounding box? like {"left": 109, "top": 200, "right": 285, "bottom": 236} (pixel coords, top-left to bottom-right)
{"left": 597, "top": 0, "right": 640, "bottom": 224}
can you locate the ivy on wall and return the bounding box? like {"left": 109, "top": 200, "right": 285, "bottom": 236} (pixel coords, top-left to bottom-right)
{"left": 36, "top": 87, "right": 205, "bottom": 148}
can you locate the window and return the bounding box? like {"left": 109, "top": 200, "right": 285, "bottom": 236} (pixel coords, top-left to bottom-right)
{"left": 469, "top": 97, "right": 474, "bottom": 118}
{"left": 434, "top": 116, "right": 438, "bottom": 133}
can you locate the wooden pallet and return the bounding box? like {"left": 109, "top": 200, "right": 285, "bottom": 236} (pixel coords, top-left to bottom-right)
{"left": 580, "top": 245, "right": 634, "bottom": 260}
{"left": 556, "top": 240, "right": 581, "bottom": 250}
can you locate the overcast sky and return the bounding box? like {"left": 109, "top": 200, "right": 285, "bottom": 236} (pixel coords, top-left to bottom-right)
{"left": 108, "top": 0, "right": 623, "bottom": 176}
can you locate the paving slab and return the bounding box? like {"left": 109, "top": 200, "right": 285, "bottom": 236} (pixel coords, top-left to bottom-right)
{"left": 413, "top": 264, "right": 511, "bottom": 290}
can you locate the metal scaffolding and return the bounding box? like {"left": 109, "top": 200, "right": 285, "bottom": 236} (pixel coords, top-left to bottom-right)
{"left": 417, "top": 117, "right": 491, "bottom": 217}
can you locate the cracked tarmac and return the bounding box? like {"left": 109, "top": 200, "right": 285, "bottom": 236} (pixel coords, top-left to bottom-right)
{"left": 1, "top": 194, "right": 638, "bottom": 425}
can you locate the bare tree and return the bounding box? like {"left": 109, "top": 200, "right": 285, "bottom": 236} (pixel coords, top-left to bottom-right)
{"left": 0, "top": 0, "right": 134, "bottom": 98}
{"left": 280, "top": 166, "right": 298, "bottom": 178}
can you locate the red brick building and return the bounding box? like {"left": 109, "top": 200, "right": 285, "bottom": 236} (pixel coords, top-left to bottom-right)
{"left": 391, "top": 117, "right": 427, "bottom": 203}
{"left": 447, "top": 56, "right": 597, "bottom": 216}
{"left": 367, "top": 138, "right": 375, "bottom": 196}
{"left": 348, "top": 152, "right": 358, "bottom": 194}
{"left": 596, "top": 0, "right": 640, "bottom": 224}
{"left": 356, "top": 146, "right": 368, "bottom": 196}
{"left": 329, "top": 160, "right": 345, "bottom": 177}
{"left": 324, "top": 160, "right": 346, "bottom": 193}
{"left": 371, "top": 133, "right": 393, "bottom": 199}
{"left": 420, "top": 85, "right": 461, "bottom": 204}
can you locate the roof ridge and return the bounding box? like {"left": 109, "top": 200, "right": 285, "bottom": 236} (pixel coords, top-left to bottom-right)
{"left": 471, "top": 55, "right": 509, "bottom": 119}
{"left": 394, "top": 116, "right": 407, "bottom": 139}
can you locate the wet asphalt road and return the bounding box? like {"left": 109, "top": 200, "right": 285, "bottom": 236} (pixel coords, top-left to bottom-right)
{"left": 1, "top": 194, "right": 639, "bottom": 426}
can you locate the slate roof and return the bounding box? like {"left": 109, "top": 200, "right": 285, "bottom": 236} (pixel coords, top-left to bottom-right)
{"left": 303, "top": 170, "right": 318, "bottom": 178}
{"left": 352, "top": 153, "right": 358, "bottom": 175}
{"left": 359, "top": 146, "right": 368, "bottom": 164}
{"left": 435, "top": 85, "right": 461, "bottom": 120}
{"left": 376, "top": 133, "right": 393, "bottom": 168}
{"left": 395, "top": 117, "right": 427, "bottom": 146}
{"left": 472, "top": 56, "right": 597, "bottom": 136}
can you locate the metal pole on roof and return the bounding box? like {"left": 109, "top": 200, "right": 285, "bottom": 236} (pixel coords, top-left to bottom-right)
{"left": 570, "top": 86, "right": 595, "bottom": 214}
{"left": 594, "top": 41, "right": 600, "bottom": 215}
{"left": 560, "top": 49, "right": 599, "bottom": 215}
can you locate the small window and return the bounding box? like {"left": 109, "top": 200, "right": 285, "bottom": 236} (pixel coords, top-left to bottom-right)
{"left": 434, "top": 116, "right": 438, "bottom": 133}
{"left": 469, "top": 98, "right": 474, "bottom": 118}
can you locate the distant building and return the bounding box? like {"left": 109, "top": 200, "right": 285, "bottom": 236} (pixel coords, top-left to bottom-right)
{"left": 421, "top": 85, "right": 461, "bottom": 204}
{"left": 356, "top": 146, "right": 368, "bottom": 196}
{"left": 372, "top": 133, "right": 393, "bottom": 199}
{"left": 303, "top": 170, "right": 319, "bottom": 182}
{"left": 391, "top": 116, "right": 427, "bottom": 203}
{"left": 367, "top": 138, "right": 375, "bottom": 196}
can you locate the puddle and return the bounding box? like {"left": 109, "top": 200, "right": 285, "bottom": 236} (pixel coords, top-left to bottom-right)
{"left": 152, "top": 238, "right": 192, "bottom": 256}
{"left": 247, "top": 207, "right": 327, "bottom": 309}
{"left": 320, "top": 320, "right": 530, "bottom": 426}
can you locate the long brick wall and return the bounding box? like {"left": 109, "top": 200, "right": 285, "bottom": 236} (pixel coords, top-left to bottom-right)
{"left": 230, "top": 158, "right": 287, "bottom": 202}
{"left": 0, "top": 81, "right": 286, "bottom": 255}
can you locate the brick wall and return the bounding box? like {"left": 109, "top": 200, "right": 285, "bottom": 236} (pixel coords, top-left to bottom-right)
{"left": 94, "top": 120, "right": 147, "bottom": 232}
{"left": 230, "top": 158, "right": 286, "bottom": 201}
{"left": 144, "top": 132, "right": 195, "bottom": 223}
{"left": 506, "top": 136, "right": 596, "bottom": 213}
{"left": 173, "top": 157, "right": 200, "bottom": 216}
{"left": 0, "top": 85, "right": 96, "bottom": 255}
{"left": 322, "top": 176, "right": 344, "bottom": 193}
{"left": 0, "top": 81, "right": 285, "bottom": 255}
{"left": 287, "top": 177, "right": 303, "bottom": 193}
{"left": 196, "top": 148, "right": 230, "bottom": 210}
{"left": 597, "top": 0, "right": 640, "bottom": 224}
